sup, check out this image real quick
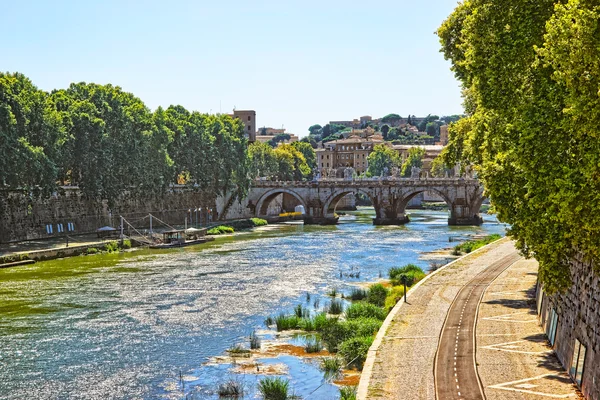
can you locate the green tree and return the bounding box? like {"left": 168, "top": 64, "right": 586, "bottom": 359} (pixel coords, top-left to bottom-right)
{"left": 291, "top": 141, "right": 316, "bottom": 176}
{"left": 248, "top": 141, "right": 278, "bottom": 179}
{"left": 381, "top": 113, "right": 402, "bottom": 124}
{"left": 308, "top": 124, "right": 322, "bottom": 136}
{"left": 380, "top": 124, "right": 390, "bottom": 139}
{"left": 425, "top": 122, "right": 439, "bottom": 137}
{"left": 401, "top": 147, "right": 425, "bottom": 177}
{"left": 367, "top": 144, "right": 401, "bottom": 177}
{"left": 273, "top": 144, "right": 311, "bottom": 181}
{"left": 437, "top": 0, "right": 600, "bottom": 292}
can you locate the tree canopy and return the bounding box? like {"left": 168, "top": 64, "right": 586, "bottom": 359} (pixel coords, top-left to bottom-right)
{"left": 367, "top": 144, "right": 401, "bottom": 177}
{"left": 437, "top": 0, "right": 600, "bottom": 292}
{"left": 400, "top": 147, "right": 425, "bottom": 177}
{"left": 0, "top": 72, "right": 250, "bottom": 206}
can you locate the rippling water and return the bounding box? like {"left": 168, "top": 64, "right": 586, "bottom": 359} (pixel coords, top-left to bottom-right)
{"left": 0, "top": 208, "right": 505, "bottom": 399}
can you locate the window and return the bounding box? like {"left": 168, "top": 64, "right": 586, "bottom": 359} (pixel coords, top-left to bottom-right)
{"left": 326, "top": 155, "right": 329, "bottom": 160}
{"left": 321, "top": 163, "right": 324, "bottom": 168}
{"left": 247, "top": 125, "right": 251, "bottom": 131}
{"left": 326, "top": 163, "right": 329, "bottom": 168}
{"left": 547, "top": 308, "right": 558, "bottom": 346}
{"left": 247, "top": 116, "right": 251, "bottom": 121}
{"left": 46, "top": 224, "right": 53, "bottom": 234}
{"left": 68, "top": 222, "right": 75, "bottom": 232}
{"left": 57, "top": 223, "right": 64, "bottom": 233}
{"left": 570, "top": 339, "right": 586, "bottom": 387}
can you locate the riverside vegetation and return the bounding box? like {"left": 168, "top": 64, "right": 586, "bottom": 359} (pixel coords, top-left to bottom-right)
{"left": 207, "top": 218, "right": 268, "bottom": 235}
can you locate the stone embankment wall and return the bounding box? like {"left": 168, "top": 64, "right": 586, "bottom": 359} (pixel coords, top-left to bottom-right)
{"left": 537, "top": 256, "right": 599, "bottom": 400}
{"left": 0, "top": 187, "right": 217, "bottom": 243}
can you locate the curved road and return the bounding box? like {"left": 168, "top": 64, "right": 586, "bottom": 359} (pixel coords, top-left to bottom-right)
{"left": 434, "top": 252, "right": 522, "bottom": 400}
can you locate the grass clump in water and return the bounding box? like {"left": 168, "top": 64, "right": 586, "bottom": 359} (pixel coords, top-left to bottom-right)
{"left": 218, "top": 379, "right": 244, "bottom": 398}
{"left": 327, "top": 288, "right": 338, "bottom": 297}
{"left": 348, "top": 288, "right": 368, "bottom": 301}
{"left": 320, "top": 356, "right": 343, "bottom": 380}
{"left": 207, "top": 225, "right": 235, "bottom": 235}
{"left": 227, "top": 345, "right": 251, "bottom": 357}
{"left": 453, "top": 234, "right": 501, "bottom": 254}
{"left": 274, "top": 314, "right": 300, "bottom": 331}
{"left": 294, "top": 304, "right": 310, "bottom": 319}
{"left": 257, "top": 377, "right": 299, "bottom": 400}
{"left": 304, "top": 337, "right": 322, "bottom": 353}
{"left": 367, "top": 284, "right": 388, "bottom": 307}
{"left": 339, "top": 386, "right": 357, "bottom": 400}
{"left": 327, "top": 299, "right": 344, "bottom": 315}
{"left": 250, "top": 330, "right": 261, "bottom": 350}
{"left": 345, "top": 302, "right": 387, "bottom": 321}
{"left": 264, "top": 316, "right": 274, "bottom": 327}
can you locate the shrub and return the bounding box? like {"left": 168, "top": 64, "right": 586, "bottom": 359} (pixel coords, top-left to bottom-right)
{"left": 339, "top": 386, "right": 357, "bottom": 400}
{"left": 345, "top": 302, "right": 387, "bottom": 321}
{"left": 257, "top": 377, "right": 291, "bottom": 400}
{"left": 121, "top": 239, "right": 132, "bottom": 249}
{"left": 453, "top": 234, "right": 501, "bottom": 254}
{"left": 367, "top": 284, "right": 388, "bottom": 307}
{"left": 320, "top": 318, "right": 349, "bottom": 352}
{"left": 207, "top": 225, "right": 235, "bottom": 235}
{"left": 384, "top": 286, "right": 405, "bottom": 311}
{"left": 313, "top": 312, "right": 328, "bottom": 331}
{"left": 251, "top": 218, "right": 268, "bottom": 227}
{"left": 218, "top": 379, "right": 244, "bottom": 398}
{"left": 327, "top": 299, "right": 344, "bottom": 315}
{"left": 86, "top": 247, "right": 99, "bottom": 255}
{"left": 320, "top": 357, "right": 343, "bottom": 380}
{"left": 343, "top": 317, "right": 383, "bottom": 338}
{"left": 274, "top": 314, "right": 300, "bottom": 331}
{"left": 348, "top": 288, "right": 368, "bottom": 301}
{"left": 304, "top": 337, "right": 322, "bottom": 353}
{"left": 338, "top": 336, "right": 374, "bottom": 369}
{"left": 389, "top": 264, "right": 425, "bottom": 287}
{"left": 105, "top": 241, "right": 119, "bottom": 253}
{"left": 250, "top": 330, "right": 261, "bottom": 350}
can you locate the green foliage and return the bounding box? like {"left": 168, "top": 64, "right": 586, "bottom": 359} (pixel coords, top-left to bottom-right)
{"left": 400, "top": 147, "right": 425, "bottom": 177}
{"left": 366, "top": 144, "right": 401, "bottom": 177}
{"left": 338, "top": 336, "right": 374, "bottom": 369}
{"left": 250, "top": 218, "right": 268, "bottom": 227}
{"left": 327, "top": 299, "right": 344, "bottom": 315}
{"left": 273, "top": 144, "right": 311, "bottom": 181}
{"left": 274, "top": 314, "right": 300, "bottom": 331}
{"left": 268, "top": 133, "right": 291, "bottom": 147}
{"left": 86, "top": 247, "right": 99, "bottom": 255}
{"left": 218, "top": 379, "right": 244, "bottom": 398}
{"left": 249, "top": 141, "right": 279, "bottom": 179}
{"left": 437, "top": 0, "right": 600, "bottom": 292}
{"left": 0, "top": 74, "right": 249, "bottom": 208}
{"left": 389, "top": 264, "right": 425, "bottom": 287}
{"left": 384, "top": 286, "right": 406, "bottom": 311}
{"left": 304, "top": 337, "right": 322, "bottom": 353}
{"left": 257, "top": 377, "right": 291, "bottom": 400}
{"left": 290, "top": 141, "right": 317, "bottom": 177}
{"left": 348, "top": 288, "right": 368, "bottom": 301}
{"left": 320, "top": 357, "right": 343, "bottom": 380}
{"left": 453, "top": 234, "right": 501, "bottom": 254}
{"left": 381, "top": 113, "right": 402, "bottom": 123}
{"left": 104, "top": 241, "right": 119, "bottom": 253}
{"left": 294, "top": 304, "right": 310, "bottom": 319}
{"left": 367, "top": 284, "right": 388, "bottom": 307}
{"left": 120, "top": 239, "right": 132, "bottom": 249}
{"left": 339, "top": 386, "right": 357, "bottom": 400}
{"left": 207, "top": 226, "right": 235, "bottom": 235}
{"left": 345, "top": 302, "right": 387, "bottom": 321}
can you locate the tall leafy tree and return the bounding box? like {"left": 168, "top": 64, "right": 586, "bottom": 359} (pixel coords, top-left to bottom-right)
{"left": 367, "top": 144, "right": 401, "bottom": 177}
{"left": 401, "top": 147, "right": 425, "bottom": 177}
{"left": 437, "top": 0, "right": 600, "bottom": 292}
{"left": 291, "top": 141, "right": 316, "bottom": 176}
{"left": 248, "top": 141, "right": 278, "bottom": 179}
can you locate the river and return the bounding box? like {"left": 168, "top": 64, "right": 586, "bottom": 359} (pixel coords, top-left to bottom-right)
{"left": 0, "top": 208, "right": 506, "bottom": 399}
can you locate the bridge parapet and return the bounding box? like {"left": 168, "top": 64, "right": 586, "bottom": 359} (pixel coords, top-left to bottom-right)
{"left": 252, "top": 177, "right": 481, "bottom": 188}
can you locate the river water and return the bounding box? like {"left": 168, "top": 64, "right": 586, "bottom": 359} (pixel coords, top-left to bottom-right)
{"left": 0, "top": 208, "right": 505, "bottom": 399}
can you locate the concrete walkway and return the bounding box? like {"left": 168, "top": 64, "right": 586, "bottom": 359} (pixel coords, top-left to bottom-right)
{"left": 477, "top": 259, "right": 582, "bottom": 399}
{"left": 359, "top": 238, "right": 518, "bottom": 399}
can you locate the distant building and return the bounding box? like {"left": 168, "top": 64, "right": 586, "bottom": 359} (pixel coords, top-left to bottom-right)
{"left": 392, "top": 144, "right": 444, "bottom": 173}
{"left": 438, "top": 125, "right": 449, "bottom": 145}
{"left": 316, "top": 135, "right": 384, "bottom": 175}
{"left": 229, "top": 110, "right": 256, "bottom": 142}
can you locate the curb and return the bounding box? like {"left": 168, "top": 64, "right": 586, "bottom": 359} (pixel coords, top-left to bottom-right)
{"left": 356, "top": 237, "right": 509, "bottom": 400}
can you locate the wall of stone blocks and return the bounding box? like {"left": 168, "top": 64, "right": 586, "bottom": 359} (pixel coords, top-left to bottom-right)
{"left": 0, "top": 188, "right": 217, "bottom": 243}
{"left": 537, "top": 255, "right": 599, "bottom": 400}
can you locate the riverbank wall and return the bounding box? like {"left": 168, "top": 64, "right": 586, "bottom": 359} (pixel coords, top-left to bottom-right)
{"left": 0, "top": 187, "right": 217, "bottom": 243}
{"left": 536, "top": 255, "right": 599, "bottom": 399}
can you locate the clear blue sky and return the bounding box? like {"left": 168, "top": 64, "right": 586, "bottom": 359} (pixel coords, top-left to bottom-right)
{"left": 3, "top": 0, "right": 463, "bottom": 137}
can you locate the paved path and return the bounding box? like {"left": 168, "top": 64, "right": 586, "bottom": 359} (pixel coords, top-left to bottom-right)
{"left": 360, "top": 238, "right": 518, "bottom": 399}
{"left": 477, "top": 259, "right": 582, "bottom": 399}
{"left": 434, "top": 252, "right": 522, "bottom": 400}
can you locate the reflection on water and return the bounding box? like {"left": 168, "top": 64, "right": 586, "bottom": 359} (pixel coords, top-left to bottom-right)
{"left": 0, "top": 208, "right": 505, "bottom": 399}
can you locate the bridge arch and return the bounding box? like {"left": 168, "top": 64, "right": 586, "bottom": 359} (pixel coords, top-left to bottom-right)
{"left": 255, "top": 188, "right": 308, "bottom": 217}
{"left": 396, "top": 187, "right": 454, "bottom": 214}
{"left": 323, "top": 188, "right": 377, "bottom": 217}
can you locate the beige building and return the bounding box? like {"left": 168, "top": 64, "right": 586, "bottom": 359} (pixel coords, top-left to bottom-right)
{"left": 392, "top": 144, "right": 444, "bottom": 173}
{"left": 316, "top": 135, "right": 384, "bottom": 175}
{"left": 254, "top": 127, "right": 299, "bottom": 145}
{"left": 438, "top": 125, "right": 449, "bottom": 145}
{"left": 229, "top": 110, "right": 256, "bottom": 142}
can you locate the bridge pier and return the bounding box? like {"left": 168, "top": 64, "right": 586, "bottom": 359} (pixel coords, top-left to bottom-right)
{"left": 303, "top": 215, "right": 339, "bottom": 225}
{"left": 448, "top": 214, "right": 483, "bottom": 226}
{"left": 373, "top": 215, "right": 410, "bottom": 226}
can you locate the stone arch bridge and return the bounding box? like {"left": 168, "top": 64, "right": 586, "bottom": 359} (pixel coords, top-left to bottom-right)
{"left": 222, "top": 178, "right": 485, "bottom": 226}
